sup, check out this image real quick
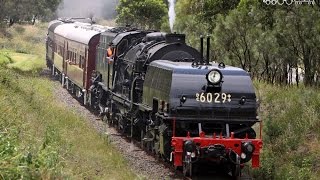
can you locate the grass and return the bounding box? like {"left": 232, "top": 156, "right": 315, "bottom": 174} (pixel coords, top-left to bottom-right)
{"left": 0, "top": 23, "right": 46, "bottom": 73}
{"left": 0, "top": 24, "right": 46, "bottom": 55}
{"left": 0, "top": 68, "right": 137, "bottom": 179}
{"left": 0, "top": 51, "right": 13, "bottom": 65}
{"left": 3, "top": 51, "right": 43, "bottom": 73}
{"left": 253, "top": 82, "right": 320, "bottom": 180}
{"left": 0, "top": 23, "right": 138, "bottom": 179}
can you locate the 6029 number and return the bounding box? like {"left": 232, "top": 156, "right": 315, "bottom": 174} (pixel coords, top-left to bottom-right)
{"left": 196, "top": 93, "right": 232, "bottom": 103}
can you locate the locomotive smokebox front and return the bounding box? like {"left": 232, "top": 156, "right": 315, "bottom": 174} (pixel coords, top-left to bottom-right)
{"left": 143, "top": 60, "right": 259, "bottom": 138}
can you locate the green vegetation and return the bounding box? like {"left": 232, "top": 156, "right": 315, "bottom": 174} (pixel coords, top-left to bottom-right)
{"left": 174, "top": 0, "right": 320, "bottom": 87}
{"left": 0, "top": 0, "right": 61, "bottom": 26}
{"left": 0, "top": 51, "right": 12, "bottom": 66}
{"left": 0, "top": 67, "right": 137, "bottom": 179}
{"left": 255, "top": 83, "right": 320, "bottom": 179}
{"left": 0, "top": 24, "right": 47, "bottom": 55}
{"left": 0, "top": 24, "right": 137, "bottom": 179}
{"left": 0, "top": 24, "right": 49, "bottom": 73}
{"left": 7, "top": 52, "right": 43, "bottom": 73}
{"left": 116, "top": 0, "right": 168, "bottom": 30}
{"left": 116, "top": 0, "right": 320, "bottom": 86}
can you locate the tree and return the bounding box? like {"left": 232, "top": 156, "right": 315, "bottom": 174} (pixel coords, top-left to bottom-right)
{"left": 274, "top": 6, "right": 320, "bottom": 86}
{"left": 213, "top": 1, "right": 262, "bottom": 75}
{"left": 0, "top": 0, "right": 61, "bottom": 26}
{"left": 116, "top": 0, "right": 167, "bottom": 30}
{"left": 177, "top": 0, "right": 239, "bottom": 32}
{"left": 29, "top": 0, "right": 62, "bottom": 24}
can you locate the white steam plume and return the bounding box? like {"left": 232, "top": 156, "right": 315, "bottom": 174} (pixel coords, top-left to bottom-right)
{"left": 168, "top": 0, "right": 176, "bottom": 32}
{"left": 57, "top": 0, "right": 119, "bottom": 19}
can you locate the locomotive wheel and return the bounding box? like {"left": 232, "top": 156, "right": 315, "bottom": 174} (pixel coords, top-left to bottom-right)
{"left": 183, "top": 155, "right": 193, "bottom": 177}
{"left": 116, "top": 115, "right": 126, "bottom": 134}
{"left": 106, "top": 113, "right": 113, "bottom": 126}
{"left": 102, "top": 114, "right": 112, "bottom": 126}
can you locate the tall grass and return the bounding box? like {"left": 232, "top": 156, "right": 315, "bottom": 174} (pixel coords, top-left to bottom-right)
{"left": 0, "top": 24, "right": 46, "bottom": 56}
{"left": 0, "top": 51, "right": 12, "bottom": 66}
{"left": 254, "top": 82, "right": 320, "bottom": 180}
{"left": 0, "top": 24, "right": 46, "bottom": 74}
{"left": 0, "top": 68, "right": 65, "bottom": 179}
{"left": 0, "top": 66, "right": 137, "bottom": 179}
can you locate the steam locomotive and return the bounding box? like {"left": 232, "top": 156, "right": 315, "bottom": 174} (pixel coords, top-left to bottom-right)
{"left": 46, "top": 18, "right": 262, "bottom": 178}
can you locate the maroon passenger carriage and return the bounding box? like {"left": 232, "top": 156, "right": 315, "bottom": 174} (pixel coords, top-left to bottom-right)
{"left": 46, "top": 18, "right": 111, "bottom": 103}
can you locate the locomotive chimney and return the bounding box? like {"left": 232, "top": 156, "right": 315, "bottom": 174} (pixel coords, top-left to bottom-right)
{"left": 200, "top": 35, "right": 204, "bottom": 65}
{"left": 165, "top": 34, "right": 185, "bottom": 44}
{"left": 206, "top": 35, "right": 210, "bottom": 65}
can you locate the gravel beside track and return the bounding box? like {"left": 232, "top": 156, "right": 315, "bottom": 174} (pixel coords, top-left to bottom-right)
{"left": 50, "top": 78, "right": 177, "bottom": 179}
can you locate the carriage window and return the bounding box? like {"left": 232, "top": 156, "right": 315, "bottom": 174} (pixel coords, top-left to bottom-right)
{"left": 79, "top": 55, "right": 85, "bottom": 69}
{"left": 58, "top": 45, "right": 63, "bottom": 56}
{"left": 79, "top": 55, "right": 82, "bottom": 68}
{"left": 67, "top": 51, "right": 70, "bottom": 60}
{"left": 69, "top": 51, "right": 74, "bottom": 64}
{"left": 73, "top": 52, "right": 77, "bottom": 65}
{"left": 82, "top": 56, "right": 85, "bottom": 68}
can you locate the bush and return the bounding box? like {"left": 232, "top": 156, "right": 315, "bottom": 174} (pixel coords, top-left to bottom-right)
{"left": 0, "top": 52, "right": 12, "bottom": 66}
{"left": 253, "top": 83, "right": 320, "bottom": 179}
{"left": 0, "top": 67, "right": 65, "bottom": 179}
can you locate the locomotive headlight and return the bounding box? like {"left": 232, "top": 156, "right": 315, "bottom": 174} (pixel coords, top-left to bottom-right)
{"left": 242, "top": 142, "right": 255, "bottom": 154}
{"left": 241, "top": 142, "right": 255, "bottom": 163}
{"left": 241, "top": 153, "right": 247, "bottom": 159}
{"left": 207, "top": 70, "right": 222, "bottom": 85}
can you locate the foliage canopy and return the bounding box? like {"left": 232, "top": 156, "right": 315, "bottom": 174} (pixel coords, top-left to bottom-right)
{"left": 175, "top": 0, "right": 320, "bottom": 86}
{"left": 116, "top": 0, "right": 167, "bottom": 30}
{"left": 0, "top": 0, "right": 61, "bottom": 26}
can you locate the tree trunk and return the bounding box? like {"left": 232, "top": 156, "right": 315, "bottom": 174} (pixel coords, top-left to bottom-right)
{"left": 296, "top": 66, "right": 299, "bottom": 87}
{"left": 32, "top": 15, "right": 37, "bottom": 25}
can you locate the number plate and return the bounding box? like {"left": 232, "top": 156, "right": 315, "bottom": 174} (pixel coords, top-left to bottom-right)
{"left": 196, "top": 93, "right": 232, "bottom": 103}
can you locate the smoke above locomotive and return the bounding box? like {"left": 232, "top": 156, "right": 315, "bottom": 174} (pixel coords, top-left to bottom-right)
{"left": 168, "top": 0, "right": 176, "bottom": 32}
{"left": 57, "top": 0, "right": 118, "bottom": 19}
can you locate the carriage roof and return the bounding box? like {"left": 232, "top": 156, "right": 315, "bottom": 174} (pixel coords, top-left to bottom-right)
{"left": 53, "top": 21, "right": 113, "bottom": 45}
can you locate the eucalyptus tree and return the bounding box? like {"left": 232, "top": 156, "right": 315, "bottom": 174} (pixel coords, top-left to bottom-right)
{"left": 116, "top": 0, "right": 167, "bottom": 30}
{"left": 0, "top": 0, "right": 61, "bottom": 26}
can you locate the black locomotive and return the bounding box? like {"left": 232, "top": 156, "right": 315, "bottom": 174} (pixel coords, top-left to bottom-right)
{"left": 47, "top": 19, "right": 262, "bottom": 178}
